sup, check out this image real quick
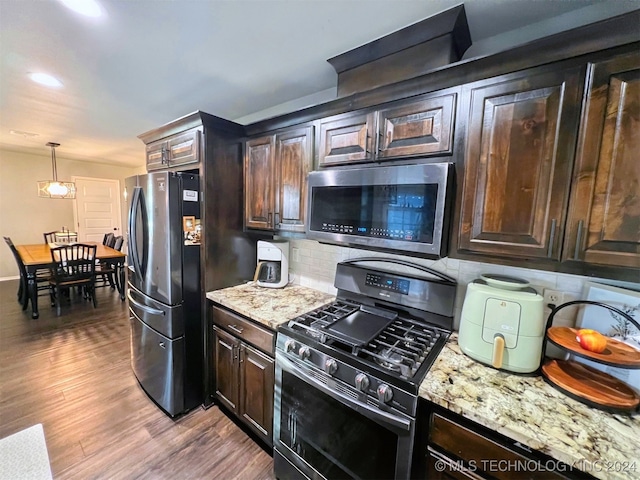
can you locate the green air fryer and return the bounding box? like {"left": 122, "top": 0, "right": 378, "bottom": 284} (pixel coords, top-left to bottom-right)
{"left": 458, "top": 274, "right": 545, "bottom": 374}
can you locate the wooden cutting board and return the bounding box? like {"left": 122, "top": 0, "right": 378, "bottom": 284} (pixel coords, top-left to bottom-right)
{"left": 542, "top": 359, "right": 640, "bottom": 411}
{"left": 546, "top": 327, "right": 640, "bottom": 368}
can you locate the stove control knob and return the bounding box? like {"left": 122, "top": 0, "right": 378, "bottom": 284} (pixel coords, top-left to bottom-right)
{"left": 324, "top": 359, "right": 338, "bottom": 375}
{"left": 298, "top": 346, "right": 311, "bottom": 360}
{"left": 377, "top": 384, "right": 393, "bottom": 404}
{"left": 284, "top": 339, "right": 296, "bottom": 353}
{"left": 355, "top": 373, "right": 370, "bottom": 391}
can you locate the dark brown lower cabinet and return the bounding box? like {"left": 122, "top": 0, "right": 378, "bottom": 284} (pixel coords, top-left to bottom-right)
{"left": 239, "top": 342, "right": 274, "bottom": 441}
{"left": 417, "top": 405, "right": 588, "bottom": 480}
{"left": 212, "top": 308, "right": 275, "bottom": 447}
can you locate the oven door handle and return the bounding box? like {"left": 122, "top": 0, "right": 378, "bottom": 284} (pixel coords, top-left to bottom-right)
{"left": 278, "top": 353, "right": 411, "bottom": 433}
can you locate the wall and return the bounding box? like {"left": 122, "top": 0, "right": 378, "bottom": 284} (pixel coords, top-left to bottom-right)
{"left": 232, "top": 4, "right": 640, "bottom": 126}
{"left": 283, "top": 238, "right": 640, "bottom": 333}
{"left": 0, "top": 148, "right": 141, "bottom": 279}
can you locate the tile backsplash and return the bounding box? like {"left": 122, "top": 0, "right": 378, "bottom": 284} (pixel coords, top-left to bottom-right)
{"left": 282, "top": 237, "right": 639, "bottom": 331}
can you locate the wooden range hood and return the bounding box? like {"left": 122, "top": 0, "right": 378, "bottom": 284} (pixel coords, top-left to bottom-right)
{"left": 327, "top": 5, "right": 472, "bottom": 97}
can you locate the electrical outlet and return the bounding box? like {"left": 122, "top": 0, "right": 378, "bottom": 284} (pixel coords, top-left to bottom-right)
{"left": 542, "top": 289, "right": 580, "bottom": 324}
{"left": 543, "top": 289, "right": 564, "bottom": 308}
{"left": 292, "top": 247, "right": 300, "bottom": 263}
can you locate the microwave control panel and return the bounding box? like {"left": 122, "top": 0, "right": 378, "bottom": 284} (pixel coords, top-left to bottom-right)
{"left": 320, "top": 223, "right": 416, "bottom": 241}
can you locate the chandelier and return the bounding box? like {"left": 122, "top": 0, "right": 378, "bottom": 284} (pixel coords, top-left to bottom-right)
{"left": 37, "top": 142, "right": 76, "bottom": 199}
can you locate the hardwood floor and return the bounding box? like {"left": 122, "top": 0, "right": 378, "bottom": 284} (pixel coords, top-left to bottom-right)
{"left": 0, "top": 279, "right": 275, "bottom": 479}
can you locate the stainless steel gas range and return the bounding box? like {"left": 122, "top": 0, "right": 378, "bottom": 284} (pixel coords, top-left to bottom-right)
{"left": 273, "top": 258, "right": 456, "bottom": 480}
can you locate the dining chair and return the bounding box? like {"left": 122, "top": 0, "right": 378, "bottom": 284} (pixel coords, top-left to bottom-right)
{"left": 95, "top": 235, "right": 124, "bottom": 290}
{"left": 49, "top": 243, "right": 98, "bottom": 316}
{"left": 4, "top": 236, "right": 51, "bottom": 310}
{"left": 103, "top": 232, "right": 115, "bottom": 248}
{"left": 43, "top": 231, "right": 57, "bottom": 244}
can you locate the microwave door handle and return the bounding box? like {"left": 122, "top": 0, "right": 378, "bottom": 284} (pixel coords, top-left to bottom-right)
{"left": 278, "top": 353, "right": 411, "bottom": 433}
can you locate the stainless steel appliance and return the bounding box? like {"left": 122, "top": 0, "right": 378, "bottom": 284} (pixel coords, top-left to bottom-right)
{"left": 306, "top": 163, "right": 454, "bottom": 258}
{"left": 125, "top": 172, "right": 202, "bottom": 416}
{"left": 254, "top": 239, "right": 289, "bottom": 288}
{"left": 273, "top": 257, "right": 456, "bottom": 480}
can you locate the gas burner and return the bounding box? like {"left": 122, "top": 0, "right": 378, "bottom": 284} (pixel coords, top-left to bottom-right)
{"left": 374, "top": 347, "right": 414, "bottom": 377}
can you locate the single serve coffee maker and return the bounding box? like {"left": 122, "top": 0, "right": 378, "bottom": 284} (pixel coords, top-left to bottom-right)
{"left": 254, "top": 240, "right": 289, "bottom": 288}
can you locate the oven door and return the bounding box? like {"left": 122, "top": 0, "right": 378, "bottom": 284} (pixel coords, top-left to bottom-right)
{"left": 274, "top": 351, "right": 415, "bottom": 480}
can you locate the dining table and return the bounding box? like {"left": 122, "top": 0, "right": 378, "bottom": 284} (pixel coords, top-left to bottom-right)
{"left": 15, "top": 242, "right": 126, "bottom": 319}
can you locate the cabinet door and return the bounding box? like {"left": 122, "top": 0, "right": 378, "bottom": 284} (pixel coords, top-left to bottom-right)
{"left": 239, "top": 344, "right": 274, "bottom": 445}
{"left": 146, "top": 139, "right": 167, "bottom": 171}
{"left": 167, "top": 129, "right": 200, "bottom": 167}
{"left": 318, "top": 111, "right": 375, "bottom": 166}
{"left": 245, "top": 135, "right": 276, "bottom": 230}
{"left": 458, "top": 67, "right": 583, "bottom": 260}
{"left": 563, "top": 52, "right": 640, "bottom": 269}
{"left": 377, "top": 93, "right": 455, "bottom": 159}
{"left": 213, "top": 327, "right": 239, "bottom": 413}
{"left": 275, "top": 126, "right": 313, "bottom": 233}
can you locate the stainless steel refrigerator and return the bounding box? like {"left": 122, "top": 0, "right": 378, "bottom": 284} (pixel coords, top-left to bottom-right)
{"left": 125, "top": 171, "right": 202, "bottom": 416}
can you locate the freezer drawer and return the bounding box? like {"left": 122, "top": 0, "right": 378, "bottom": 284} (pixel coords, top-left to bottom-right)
{"left": 127, "top": 283, "right": 183, "bottom": 339}
{"left": 130, "top": 312, "right": 185, "bottom": 416}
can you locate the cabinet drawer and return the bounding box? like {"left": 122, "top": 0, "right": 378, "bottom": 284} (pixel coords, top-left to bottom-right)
{"left": 430, "top": 413, "right": 566, "bottom": 480}
{"left": 212, "top": 306, "right": 274, "bottom": 355}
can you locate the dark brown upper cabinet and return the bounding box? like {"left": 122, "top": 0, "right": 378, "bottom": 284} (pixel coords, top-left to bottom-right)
{"left": 245, "top": 135, "right": 275, "bottom": 230}
{"left": 563, "top": 51, "right": 640, "bottom": 270}
{"left": 318, "top": 111, "right": 375, "bottom": 167}
{"left": 318, "top": 92, "right": 456, "bottom": 167}
{"left": 145, "top": 128, "right": 200, "bottom": 171}
{"left": 376, "top": 92, "right": 455, "bottom": 159}
{"left": 245, "top": 126, "right": 313, "bottom": 232}
{"left": 458, "top": 66, "right": 584, "bottom": 260}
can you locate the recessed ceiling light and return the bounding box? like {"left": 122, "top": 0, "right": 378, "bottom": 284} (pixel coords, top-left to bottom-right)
{"left": 29, "top": 72, "right": 64, "bottom": 88}
{"left": 58, "top": 0, "right": 104, "bottom": 18}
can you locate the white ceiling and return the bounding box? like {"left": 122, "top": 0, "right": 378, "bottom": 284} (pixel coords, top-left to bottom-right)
{"left": 1, "top": 0, "right": 637, "bottom": 168}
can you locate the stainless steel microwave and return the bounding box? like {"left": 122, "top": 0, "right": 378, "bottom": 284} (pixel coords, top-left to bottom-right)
{"left": 306, "top": 162, "right": 454, "bottom": 257}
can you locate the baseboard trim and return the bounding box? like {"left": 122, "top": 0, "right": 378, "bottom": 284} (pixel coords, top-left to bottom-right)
{"left": 0, "top": 276, "right": 20, "bottom": 282}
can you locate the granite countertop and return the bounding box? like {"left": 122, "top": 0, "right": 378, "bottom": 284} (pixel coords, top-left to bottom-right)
{"left": 206, "top": 282, "right": 335, "bottom": 330}
{"left": 420, "top": 334, "right": 640, "bottom": 480}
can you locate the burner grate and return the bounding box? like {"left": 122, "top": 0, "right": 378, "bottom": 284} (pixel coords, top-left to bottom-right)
{"left": 285, "top": 299, "right": 447, "bottom": 380}
{"left": 360, "top": 319, "right": 444, "bottom": 378}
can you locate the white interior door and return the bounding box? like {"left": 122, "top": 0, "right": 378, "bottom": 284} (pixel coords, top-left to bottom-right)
{"left": 72, "top": 177, "right": 122, "bottom": 244}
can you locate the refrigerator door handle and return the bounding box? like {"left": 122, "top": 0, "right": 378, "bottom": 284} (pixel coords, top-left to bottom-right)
{"left": 129, "top": 187, "right": 142, "bottom": 282}
{"left": 138, "top": 187, "right": 149, "bottom": 279}
{"left": 127, "top": 289, "right": 165, "bottom": 316}
{"left": 129, "top": 186, "right": 149, "bottom": 283}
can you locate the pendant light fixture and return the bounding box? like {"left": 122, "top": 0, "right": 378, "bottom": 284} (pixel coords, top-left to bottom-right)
{"left": 37, "top": 142, "right": 76, "bottom": 199}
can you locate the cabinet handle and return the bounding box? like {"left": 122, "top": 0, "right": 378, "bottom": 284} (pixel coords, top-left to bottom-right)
{"left": 228, "top": 324, "right": 244, "bottom": 335}
{"left": 232, "top": 345, "right": 238, "bottom": 360}
{"left": 239, "top": 348, "right": 244, "bottom": 364}
{"left": 547, "top": 218, "right": 557, "bottom": 258}
{"left": 574, "top": 220, "right": 584, "bottom": 260}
